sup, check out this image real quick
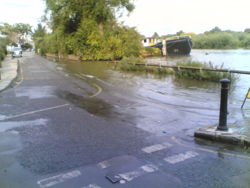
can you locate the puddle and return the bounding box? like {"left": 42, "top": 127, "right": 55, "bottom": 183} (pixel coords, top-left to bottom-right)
{"left": 57, "top": 91, "right": 113, "bottom": 117}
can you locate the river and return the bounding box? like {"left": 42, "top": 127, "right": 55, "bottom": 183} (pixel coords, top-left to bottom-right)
{"left": 53, "top": 49, "right": 250, "bottom": 136}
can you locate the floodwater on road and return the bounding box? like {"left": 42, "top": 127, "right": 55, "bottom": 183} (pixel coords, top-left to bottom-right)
{"left": 52, "top": 49, "right": 250, "bottom": 137}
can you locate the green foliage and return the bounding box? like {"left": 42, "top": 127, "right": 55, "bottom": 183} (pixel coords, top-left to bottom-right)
{"left": 120, "top": 63, "right": 174, "bottom": 75}
{"left": 121, "top": 56, "right": 145, "bottom": 64}
{"left": 13, "top": 23, "right": 32, "bottom": 35}
{"left": 176, "top": 30, "right": 184, "bottom": 36}
{"left": 37, "top": 0, "right": 141, "bottom": 60}
{"left": 0, "top": 23, "right": 13, "bottom": 35}
{"left": 0, "top": 23, "right": 32, "bottom": 44}
{"left": 176, "top": 61, "right": 235, "bottom": 82}
{"left": 0, "top": 37, "right": 8, "bottom": 61}
{"left": 144, "top": 47, "right": 161, "bottom": 56}
{"left": 21, "top": 43, "right": 33, "bottom": 50}
{"left": 244, "top": 28, "right": 250, "bottom": 33}
{"left": 33, "top": 24, "right": 48, "bottom": 55}
{"left": 119, "top": 59, "right": 236, "bottom": 82}
{"left": 32, "top": 24, "right": 46, "bottom": 39}
{"left": 119, "top": 57, "right": 174, "bottom": 75}
{"left": 193, "top": 29, "right": 250, "bottom": 49}
{"left": 0, "top": 47, "right": 6, "bottom": 60}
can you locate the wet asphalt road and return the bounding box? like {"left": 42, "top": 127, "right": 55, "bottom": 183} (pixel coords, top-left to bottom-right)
{"left": 0, "top": 52, "right": 249, "bottom": 188}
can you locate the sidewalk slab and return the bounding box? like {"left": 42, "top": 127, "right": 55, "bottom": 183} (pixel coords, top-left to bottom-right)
{"left": 0, "top": 56, "right": 18, "bottom": 92}
{"left": 194, "top": 125, "right": 250, "bottom": 147}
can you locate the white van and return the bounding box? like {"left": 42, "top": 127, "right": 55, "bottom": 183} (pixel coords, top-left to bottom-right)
{"left": 12, "top": 47, "right": 22, "bottom": 58}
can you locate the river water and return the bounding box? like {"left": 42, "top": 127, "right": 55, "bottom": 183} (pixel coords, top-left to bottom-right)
{"left": 53, "top": 49, "right": 250, "bottom": 136}
{"left": 146, "top": 49, "right": 250, "bottom": 103}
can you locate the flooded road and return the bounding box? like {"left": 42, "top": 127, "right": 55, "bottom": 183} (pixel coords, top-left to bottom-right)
{"left": 52, "top": 49, "right": 250, "bottom": 137}
{"left": 1, "top": 52, "right": 250, "bottom": 188}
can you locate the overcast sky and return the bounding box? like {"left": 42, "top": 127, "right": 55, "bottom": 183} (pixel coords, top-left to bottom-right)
{"left": 1, "top": 0, "right": 250, "bottom": 36}
{"left": 0, "top": 0, "right": 45, "bottom": 28}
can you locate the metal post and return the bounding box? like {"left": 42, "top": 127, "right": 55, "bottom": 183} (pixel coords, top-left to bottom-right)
{"left": 241, "top": 88, "right": 250, "bottom": 109}
{"left": 217, "top": 79, "right": 230, "bottom": 131}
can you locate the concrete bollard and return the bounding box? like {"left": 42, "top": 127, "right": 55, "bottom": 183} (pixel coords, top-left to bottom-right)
{"left": 217, "top": 79, "right": 230, "bottom": 131}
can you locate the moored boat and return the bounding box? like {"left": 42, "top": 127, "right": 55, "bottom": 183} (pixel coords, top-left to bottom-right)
{"left": 165, "top": 36, "right": 192, "bottom": 55}
{"left": 150, "top": 36, "right": 192, "bottom": 56}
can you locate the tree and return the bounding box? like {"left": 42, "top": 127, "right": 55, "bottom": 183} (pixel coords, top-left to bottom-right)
{"left": 33, "top": 24, "right": 47, "bottom": 55}
{"left": 176, "top": 30, "right": 184, "bottom": 36}
{"left": 0, "top": 23, "right": 19, "bottom": 43}
{"left": 0, "top": 23, "right": 14, "bottom": 35}
{"left": 244, "top": 28, "right": 250, "bottom": 33}
{"left": 209, "top": 26, "right": 221, "bottom": 33}
{"left": 44, "top": 0, "right": 134, "bottom": 33}
{"left": 40, "top": 0, "right": 142, "bottom": 60}
{"left": 13, "top": 23, "right": 32, "bottom": 36}
{"left": 0, "top": 23, "right": 32, "bottom": 44}
{"left": 33, "top": 24, "right": 46, "bottom": 39}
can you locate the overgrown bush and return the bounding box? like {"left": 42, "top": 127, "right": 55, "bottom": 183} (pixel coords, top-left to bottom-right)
{"left": 119, "top": 56, "right": 174, "bottom": 75}
{"left": 119, "top": 59, "right": 236, "bottom": 82}
{"left": 143, "top": 47, "right": 162, "bottom": 56}
{"left": 0, "top": 37, "right": 8, "bottom": 60}
{"left": 121, "top": 56, "right": 145, "bottom": 64}
{"left": 176, "top": 61, "right": 236, "bottom": 82}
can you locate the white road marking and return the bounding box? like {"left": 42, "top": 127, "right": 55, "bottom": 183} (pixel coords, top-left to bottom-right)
{"left": 142, "top": 142, "right": 172, "bottom": 153}
{"left": 37, "top": 170, "right": 81, "bottom": 188}
{"left": 119, "top": 180, "right": 126, "bottom": 184}
{"left": 0, "top": 104, "right": 69, "bottom": 121}
{"left": 90, "top": 83, "right": 102, "bottom": 98}
{"left": 97, "top": 160, "right": 111, "bottom": 169}
{"left": 81, "top": 74, "right": 95, "bottom": 79}
{"left": 82, "top": 184, "right": 102, "bottom": 188}
{"left": 164, "top": 151, "right": 199, "bottom": 164}
{"left": 118, "top": 164, "right": 159, "bottom": 182}
{"left": 0, "top": 119, "right": 48, "bottom": 133}
{"left": 171, "top": 136, "right": 250, "bottom": 160}
{"left": 74, "top": 74, "right": 102, "bottom": 98}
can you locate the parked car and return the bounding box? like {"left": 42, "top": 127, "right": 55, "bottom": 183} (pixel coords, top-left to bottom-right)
{"left": 11, "top": 47, "right": 22, "bottom": 58}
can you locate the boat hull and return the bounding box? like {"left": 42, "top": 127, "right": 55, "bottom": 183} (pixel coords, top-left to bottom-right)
{"left": 165, "top": 38, "right": 192, "bottom": 56}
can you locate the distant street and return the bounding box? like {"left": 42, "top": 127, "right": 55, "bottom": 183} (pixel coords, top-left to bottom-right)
{"left": 0, "top": 52, "right": 249, "bottom": 188}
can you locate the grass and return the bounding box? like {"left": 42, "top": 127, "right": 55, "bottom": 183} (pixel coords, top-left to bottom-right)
{"left": 176, "top": 61, "right": 236, "bottom": 82}
{"left": 119, "top": 57, "right": 174, "bottom": 75}
{"left": 119, "top": 57, "right": 237, "bottom": 82}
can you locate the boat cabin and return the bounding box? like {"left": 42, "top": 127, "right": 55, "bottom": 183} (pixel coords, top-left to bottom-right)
{"left": 142, "top": 37, "right": 162, "bottom": 47}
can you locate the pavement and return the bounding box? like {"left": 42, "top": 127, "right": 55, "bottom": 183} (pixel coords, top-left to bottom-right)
{"left": 194, "top": 124, "right": 250, "bottom": 147}
{"left": 0, "top": 55, "right": 19, "bottom": 92}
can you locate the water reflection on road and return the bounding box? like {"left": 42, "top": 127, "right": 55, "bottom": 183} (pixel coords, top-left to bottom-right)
{"left": 51, "top": 49, "right": 250, "bottom": 137}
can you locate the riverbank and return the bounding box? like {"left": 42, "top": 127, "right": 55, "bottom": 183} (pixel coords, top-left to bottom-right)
{"left": 119, "top": 57, "right": 234, "bottom": 82}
